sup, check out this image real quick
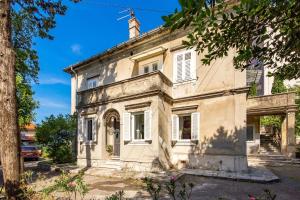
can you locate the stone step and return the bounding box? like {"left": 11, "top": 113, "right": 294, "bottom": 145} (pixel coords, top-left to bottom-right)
{"left": 97, "top": 159, "right": 122, "bottom": 170}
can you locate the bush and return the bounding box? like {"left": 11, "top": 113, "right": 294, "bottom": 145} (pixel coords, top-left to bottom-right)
{"left": 36, "top": 114, "right": 76, "bottom": 163}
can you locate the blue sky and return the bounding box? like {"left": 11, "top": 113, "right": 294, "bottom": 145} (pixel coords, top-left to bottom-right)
{"left": 33, "top": 0, "right": 180, "bottom": 123}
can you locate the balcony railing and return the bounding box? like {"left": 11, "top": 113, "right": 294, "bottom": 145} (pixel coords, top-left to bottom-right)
{"left": 77, "top": 71, "right": 173, "bottom": 108}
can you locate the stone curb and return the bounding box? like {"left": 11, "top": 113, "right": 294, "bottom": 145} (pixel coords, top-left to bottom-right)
{"left": 180, "top": 167, "right": 279, "bottom": 183}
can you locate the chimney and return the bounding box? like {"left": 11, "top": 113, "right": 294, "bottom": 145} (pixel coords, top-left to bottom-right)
{"left": 128, "top": 10, "right": 140, "bottom": 39}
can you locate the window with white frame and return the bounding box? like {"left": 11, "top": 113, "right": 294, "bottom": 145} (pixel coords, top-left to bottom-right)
{"left": 179, "top": 115, "right": 192, "bottom": 140}
{"left": 246, "top": 125, "right": 254, "bottom": 141}
{"left": 87, "top": 76, "right": 99, "bottom": 89}
{"left": 78, "top": 117, "right": 97, "bottom": 143}
{"left": 123, "top": 110, "right": 151, "bottom": 142}
{"left": 140, "top": 61, "right": 160, "bottom": 75}
{"left": 86, "top": 118, "right": 93, "bottom": 141}
{"left": 172, "top": 112, "right": 200, "bottom": 141}
{"left": 173, "top": 49, "right": 196, "bottom": 83}
{"left": 132, "top": 112, "right": 145, "bottom": 140}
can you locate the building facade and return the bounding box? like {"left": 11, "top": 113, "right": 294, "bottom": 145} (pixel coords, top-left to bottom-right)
{"left": 65, "top": 21, "right": 296, "bottom": 172}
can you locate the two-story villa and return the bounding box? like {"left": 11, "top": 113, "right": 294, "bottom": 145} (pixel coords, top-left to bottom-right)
{"left": 64, "top": 16, "right": 297, "bottom": 172}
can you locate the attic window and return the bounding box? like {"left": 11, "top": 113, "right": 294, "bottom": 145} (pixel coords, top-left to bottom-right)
{"left": 140, "top": 61, "right": 159, "bottom": 75}
{"left": 87, "top": 76, "right": 99, "bottom": 89}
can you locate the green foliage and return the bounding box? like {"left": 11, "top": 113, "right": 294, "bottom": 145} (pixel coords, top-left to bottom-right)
{"left": 287, "top": 86, "right": 300, "bottom": 136}
{"left": 16, "top": 74, "right": 39, "bottom": 126}
{"left": 271, "top": 75, "right": 287, "bottom": 94}
{"left": 42, "top": 170, "right": 88, "bottom": 200}
{"left": 36, "top": 114, "right": 76, "bottom": 163}
{"left": 142, "top": 177, "right": 161, "bottom": 200}
{"left": 105, "top": 191, "right": 125, "bottom": 200}
{"left": 164, "top": 0, "right": 300, "bottom": 80}
{"left": 142, "top": 176, "right": 194, "bottom": 200}
{"left": 106, "top": 145, "right": 114, "bottom": 156}
{"left": 260, "top": 115, "right": 282, "bottom": 131}
{"left": 11, "top": 0, "right": 81, "bottom": 126}
{"left": 249, "top": 82, "right": 257, "bottom": 96}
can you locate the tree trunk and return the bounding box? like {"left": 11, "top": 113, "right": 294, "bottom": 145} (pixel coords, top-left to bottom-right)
{"left": 0, "top": 0, "right": 21, "bottom": 199}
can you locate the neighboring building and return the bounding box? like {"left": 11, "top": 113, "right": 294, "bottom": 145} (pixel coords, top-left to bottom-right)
{"left": 21, "top": 123, "right": 36, "bottom": 146}
{"left": 64, "top": 16, "right": 297, "bottom": 172}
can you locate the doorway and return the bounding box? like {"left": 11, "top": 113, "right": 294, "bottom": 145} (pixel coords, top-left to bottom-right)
{"left": 104, "top": 109, "right": 120, "bottom": 157}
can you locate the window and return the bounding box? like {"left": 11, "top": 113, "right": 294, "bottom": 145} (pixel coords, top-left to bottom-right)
{"left": 246, "top": 125, "right": 254, "bottom": 141}
{"left": 152, "top": 63, "right": 158, "bottom": 71}
{"left": 87, "top": 77, "right": 98, "bottom": 89}
{"left": 86, "top": 118, "right": 93, "bottom": 141}
{"left": 123, "top": 111, "right": 152, "bottom": 142}
{"left": 140, "top": 61, "right": 160, "bottom": 75}
{"left": 173, "top": 50, "right": 196, "bottom": 83}
{"left": 179, "top": 115, "right": 191, "bottom": 140}
{"left": 172, "top": 112, "right": 200, "bottom": 141}
{"left": 132, "top": 113, "right": 144, "bottom": 140}
{"left": 144, "top": 66, "right": 149, "bottom": 74}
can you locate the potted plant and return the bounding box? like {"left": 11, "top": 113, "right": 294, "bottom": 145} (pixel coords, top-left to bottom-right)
{"left": 106, "top": 145, "right": 113, "bottom": 156}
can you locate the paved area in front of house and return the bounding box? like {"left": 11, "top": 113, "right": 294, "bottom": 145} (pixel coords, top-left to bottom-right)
{"left": 73, "top": 164, "right": 300, "bottom": 200}
{"left": 2, "top": 161, "right": 300, "bottom": 199}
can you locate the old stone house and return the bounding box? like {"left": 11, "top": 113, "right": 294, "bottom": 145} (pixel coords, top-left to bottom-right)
{"left": 64, "top": 17, "right": 297, "bottom": 172}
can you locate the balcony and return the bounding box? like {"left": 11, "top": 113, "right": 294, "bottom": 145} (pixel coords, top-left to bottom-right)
{"left": 247, "top": 92, "right": 297, "bottom": 116}
{"left": 77, "top": 71, "right": 173, "bottom": 108}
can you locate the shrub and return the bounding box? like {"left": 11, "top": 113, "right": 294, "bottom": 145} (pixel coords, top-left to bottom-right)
{"left": 42, "top": 170, "right": 89, "bottom": 200}
{"left": 36, "top": 114, "right": 76, "bottom": 163}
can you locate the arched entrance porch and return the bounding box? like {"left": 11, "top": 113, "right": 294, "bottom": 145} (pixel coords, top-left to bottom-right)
{"left": 103, "top": 109, "right": 120, "bottom": 158}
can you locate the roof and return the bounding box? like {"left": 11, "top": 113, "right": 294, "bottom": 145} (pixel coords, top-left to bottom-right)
{"left": 22, "top": 123, "right": 36, "bottom": 131}
{"left": 64, "top": 26, "right": 168, "bottom": 73}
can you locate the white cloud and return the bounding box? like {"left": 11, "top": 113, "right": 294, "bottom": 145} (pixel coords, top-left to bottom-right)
{"left": 39, "top": 77, "right": 70, "bottom": 85}
{"left": 71, "top": 44, "right": 82, "bottom": 55}
{"left": 38, "top": 98, "right": 69, "bottom": 109}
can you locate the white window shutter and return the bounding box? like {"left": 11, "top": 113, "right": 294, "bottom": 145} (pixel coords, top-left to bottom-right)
{"left": 123, "top": 112, "right": 131, "bottom": 141}
{"left": 191, "top": 50, "right": 197, "bottom": 80}
{"left": 78, "top": 117, "right": 84, "bottom": 142}
{"left": 191, "top": 112, "right": 200, "bottom": 140}
{"left": 176, "top": 54, "right": 183, "bottom": 82}
{"left": 92, "top": 118, "right": 97, "bottom": 142}
{"left": 144, "top": 110, "right": 152, "bottom": 140}
{"left": 184, "top": 52, "right": 191, "bottom": 80}
{"left": 172, "top": 115, "right": 179, "bottom": 141}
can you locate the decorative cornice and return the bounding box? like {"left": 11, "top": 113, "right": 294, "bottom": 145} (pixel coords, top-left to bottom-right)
{"left": 172, "top": 105, "right": 198, "bottom": 112}
{"left": 125, "top": 101, "right": 152, "bottom": 110}
{"left": 173, "top": 87, "right": 249, "bottom": 103}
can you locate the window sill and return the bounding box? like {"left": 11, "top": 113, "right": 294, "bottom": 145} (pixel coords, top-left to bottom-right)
{"left": 126, "top": 140, "right": 152, "bottom": 145}
{"left": 81, "top": 141, "right": 96, "bottom": 146}
{"left": 173, "top": 78, "right": 197, "bottom": 86}
{"left": 172, "top": 140, "right": 198, "bottom": 147}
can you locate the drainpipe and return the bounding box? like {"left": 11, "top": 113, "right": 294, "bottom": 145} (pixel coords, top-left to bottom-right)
{"left": 70, "top": 66, "right": 78, "bottom": 158}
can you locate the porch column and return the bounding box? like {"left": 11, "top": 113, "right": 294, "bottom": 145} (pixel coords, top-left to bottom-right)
{"left": 281, "top": 111, "right": 296, "bottom": 157}
{"left": 287, "top": 111, "right": 296, "bottom": 157}
{"left": 281, "top": 116, "right": 287, "bottom": 154}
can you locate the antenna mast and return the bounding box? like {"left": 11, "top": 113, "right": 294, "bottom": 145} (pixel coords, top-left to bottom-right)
{"left": 117, "top": 8, "right": 135, "bottom": 21}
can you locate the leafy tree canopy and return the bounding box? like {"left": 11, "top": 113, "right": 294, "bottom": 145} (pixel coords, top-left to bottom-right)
{"left": 163, "top": 0, "right": 300, "bottom": 80}
{"left": 11, "top": 0, "right": 80, "bottom": 127}
{"left": 36, "top": 114, "right": 76, "bottom": 163}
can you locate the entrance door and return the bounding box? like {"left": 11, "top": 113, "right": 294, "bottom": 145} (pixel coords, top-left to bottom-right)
{"left": 105, "top": 110, "right": 120, "bottom": 157}
{"left": 113, "top": 119, "right": 120, "bottom": 156}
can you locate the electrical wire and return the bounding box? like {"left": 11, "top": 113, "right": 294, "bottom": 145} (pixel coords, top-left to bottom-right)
{"left": 84, "top": 0, "right": 171, "bottom": 14}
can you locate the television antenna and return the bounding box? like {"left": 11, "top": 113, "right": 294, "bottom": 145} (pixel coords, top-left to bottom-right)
{"left": 117, "top": 8, "right": 135, "bottom": 21}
